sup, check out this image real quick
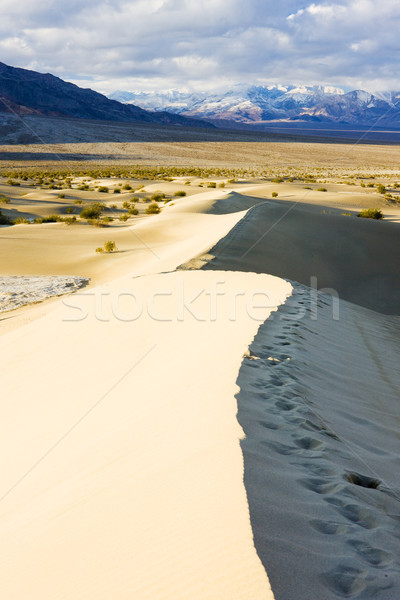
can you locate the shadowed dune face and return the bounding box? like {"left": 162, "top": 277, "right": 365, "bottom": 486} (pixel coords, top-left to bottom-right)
{"left": 203, "top": 198, "right": 400, "bottom": 315}
{"left": 236, "top": 287, "right": 400, "bottom": 600}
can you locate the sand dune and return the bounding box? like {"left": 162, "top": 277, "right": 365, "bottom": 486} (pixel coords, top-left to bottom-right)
{"left": 238, "top": 285, "right": 400, "bottom": 599}
{"left": 0, "top": 190, "right": 292, "bottom": 599}
{"left": 1, "top": 182, "right": 399, "bottom": 600}
{"left": 197, "top": 189, "right": 400, "bottom": 598}
{"left": 0, "top": 269, "right": 291, "bottom": 600}
{"left": 202, "top": 196, "right": 400, "bottom": 314}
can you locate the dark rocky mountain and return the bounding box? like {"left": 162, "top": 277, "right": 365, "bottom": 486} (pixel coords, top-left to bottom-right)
{"left": 0, "top": 62, "right": 212, "bottom": 128}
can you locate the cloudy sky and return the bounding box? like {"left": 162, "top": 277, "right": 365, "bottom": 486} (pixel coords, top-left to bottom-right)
{"left": 0, "top": 0, "right": 398, "bottom": 94}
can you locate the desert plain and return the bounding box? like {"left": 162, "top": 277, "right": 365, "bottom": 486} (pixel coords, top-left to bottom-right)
{"left": 0, "top": 138, "right": 400, "bottom": 600}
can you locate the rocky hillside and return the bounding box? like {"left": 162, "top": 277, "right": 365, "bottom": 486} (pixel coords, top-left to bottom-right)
{"left": 0, "top": 62, "right": 212, "bottom": 128}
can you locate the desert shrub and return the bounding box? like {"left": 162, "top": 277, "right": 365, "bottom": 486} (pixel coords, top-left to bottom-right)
{"left": 357, "top": 208, "right": 383, "bottom": 220}
{"left": 104, "top": 240, "right": 117, "bottom": 252}
{"left": 119, "top": 214, "right": 129, "bottom": 221}
{"left": 7, "top": 179, "right": 20, "bottom": 186}
{"left": 174, "top": 191, "right": 186, "bottom": 197}
{"left": 113, "top": 188, "right": 121, "bottom": 194}
{"left": 151, "top": 193, "right": 165, "bottom": 201}
{"left": 42, "top": 214, "right": 62, "bottom": 222}
{"left": 87, "top": 219, "right": 106, "bottom": 227}
{"left": 145, "top": 203, "right": 161, "bottom": 215}
{"left": 122, "top": 201, "right": 130, "bottom": 209}
{"left": 185, "top": 181, "right": 191, "bottom": 185}
{"left": 80, "top": 202, "right": 105, "bottom": 219}
{"left": 0, "top": 196, "right": 10, "bottom": 204}
{"left": 74, "top": 199, "right": 83, "bottom": 205}
{"left": 58, "top": 193, "right": 65, "bottom": 198}
{"left": 97, "top": 186, "right": 109, "bottom": 193}
{"left": 77, "top": 184, "right": 89, "bottom": 191}
{"left": 122, "top": 183, "right": 132, "bottom": 190}
{"left": 218, "top": 182, "right": 225, "bottom": 188}
{"left": 272, "top": 177, "right": 284, "bottom": 183}
{"left": 64, "top": 216, "right": 77, "bottom": 225}
{"left": 227, "top": 179, "right": 236, "bottom": 183}
{"left": 360, "top": 182, "right": 365, "bottom": 188}
{"left": 304, "top": 186, "right": 312, "bottom": 190}
{"left": 287, "top": 177, "right": 294, "bottom": 182}
{"left": 376, "top": 184, "right": 386, "bottom": 194}
{"left": 95, "top": 246, "right": 104, "bottom": 253}
{"left": 132, "top": 196, "right": 140, "bottom": 202}
{"left": 65, "top": 207, "right": 74, "bottom": 214}
{"left": 13, "top": 217, "right": 30, "bottom": 224}
{"left": 127, "top": 207, "right": 139, "bottom": 215}
{"left": 207, "top": 182, "right": 216, "bottom": 188}
{"left": 0, "top": 209, "right": 11, "bottom": 225}
{"left": 272, "top": 192, "right": 278, "bottom": 198}
{"left": 366, "top": 183, "right": 374, "bottom": 188}
{"left": 110, "top": 204, "right": 117, "bottom": 209}
{"left": 317, "top": 187, "right": 327, "bottom": 192}
{"left": 103, "top": 216, "right": 113, "bottom": 224}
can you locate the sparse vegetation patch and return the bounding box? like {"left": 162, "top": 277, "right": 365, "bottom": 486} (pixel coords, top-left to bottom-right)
{"left": 357, "top": 208, "right": 383, "bottom": 219}
{"left": 145, "top": 203, "right": 161, "bottom": 215}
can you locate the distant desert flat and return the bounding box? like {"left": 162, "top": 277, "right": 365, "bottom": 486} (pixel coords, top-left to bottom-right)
{"left": 0, "top": 151, "right": 400, "bottom": 599}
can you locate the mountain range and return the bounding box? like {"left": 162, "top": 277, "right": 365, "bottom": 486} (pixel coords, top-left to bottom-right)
{"left": 109, "top": 85, "right": 400, "bottom": 128}
{"left": 0, "top": 62, "right": 211, "bottom": 129}
{"left": 1, "top": 60, "right": 400, "bottom": 143}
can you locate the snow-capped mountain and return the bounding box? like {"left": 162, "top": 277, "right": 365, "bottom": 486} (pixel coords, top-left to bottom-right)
{"left": 109, "top": 85, "right": 400, "bottom": 127}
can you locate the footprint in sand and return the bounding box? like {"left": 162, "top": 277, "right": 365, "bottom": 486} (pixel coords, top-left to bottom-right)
{"left": 275, "top": 398, "right": 298, "bottom": 411}
{"left": 298, "top": 461, "right": 338, "bottom": 477}
{"left": 294, "top": 436, "right": 325, "bottom": 450}
{"left": 300, "top": 477, "right": 344, "bottom": 495}
{"left": 265, "top": 440, "right": 301, "bottom": 455}
{"left": 348, "top": 540, "right": 392, "bottom": 567}
{"left": 322, "top": 565, "right": 368, "bottom": 597}
{"left": 345, "top": 471, "right": 381, "bottom": 490}
{"left": 269, "top": 375, "right": 285, "bottom": 386}
{"left": 259, "top": 420, "right": 285, "bottom": 431}
{"left": 326, "top": 499, "right": 378, "bottom": 530}
{"left": 310, "top": 519, "right": 348, "bottom": 535}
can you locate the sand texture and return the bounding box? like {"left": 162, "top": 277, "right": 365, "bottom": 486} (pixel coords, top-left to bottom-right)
{"left": 1, "top": 166, "right": 399, "bottom": 599}
{"left": 0, "top": 269, "right": 291, "bottom": 600}
{"left": 0, "top": 275, "right": 89, "bottom": 312}
{"left": 237, "top": 284, "right": 400, "bottom": 599}
{"left": 202, "top": 195, "right": 400, "bottom": 314}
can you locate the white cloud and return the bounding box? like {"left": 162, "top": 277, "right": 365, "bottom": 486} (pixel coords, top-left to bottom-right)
{"left": 0, "top": 0, "right": 399, "bottom": 92}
